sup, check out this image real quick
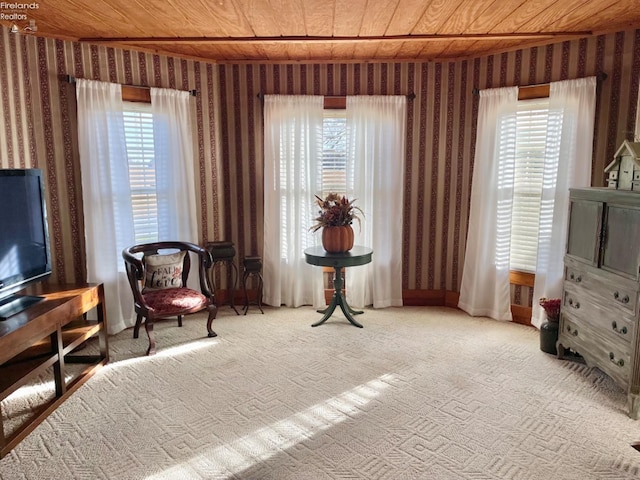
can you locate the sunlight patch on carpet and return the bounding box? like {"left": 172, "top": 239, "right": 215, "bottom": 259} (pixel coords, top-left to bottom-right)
{"left": 144, "top": 373, "right": 396, "bottom": 479}
{"left": 105, "top": 337, "right": 219, "bottom": 369}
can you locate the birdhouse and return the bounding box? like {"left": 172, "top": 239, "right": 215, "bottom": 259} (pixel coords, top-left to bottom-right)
{"left": 604, "top": 140, "right": 640, "bottom": 190}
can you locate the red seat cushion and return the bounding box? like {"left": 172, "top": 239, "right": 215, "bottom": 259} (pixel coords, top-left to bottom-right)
{"left": 143, "top": 288, "right": 208, "bottom": 315}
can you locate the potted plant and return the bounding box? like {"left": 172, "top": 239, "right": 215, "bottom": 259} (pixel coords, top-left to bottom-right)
{"left": 539, "top": 297, "right": 561, "bottom": 354}
{"left": 310, "top": 193, "right": 363, "bottom": 252}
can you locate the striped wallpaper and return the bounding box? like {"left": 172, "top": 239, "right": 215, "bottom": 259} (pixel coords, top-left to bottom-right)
{"left": 1, "top": 26, "right": 639, "bottom": 309}
{"left": 0, "top": 30, "right": 226, "bottom": 288}
{"left": 217, "top": 30, "right": 640, "bottom": 304}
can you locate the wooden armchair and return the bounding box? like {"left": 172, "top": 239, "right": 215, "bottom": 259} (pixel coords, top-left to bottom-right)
{"left": 122, "top": 241, "right": 218, "bottom": 355}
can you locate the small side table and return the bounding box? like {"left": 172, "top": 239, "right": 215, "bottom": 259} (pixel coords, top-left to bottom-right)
{"left": 304, "top": 245, "right": 373, "bottom": 328}
{"left": 242, "top": 256, "right": 264, "bottom": 314}
{"left": 206, "top": 241, "right": 240, "bottom": 315}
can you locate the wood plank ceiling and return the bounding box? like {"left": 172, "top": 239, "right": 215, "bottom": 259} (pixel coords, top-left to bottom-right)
{"left": 2, "top": 0, "right": 640, "bottom": 63}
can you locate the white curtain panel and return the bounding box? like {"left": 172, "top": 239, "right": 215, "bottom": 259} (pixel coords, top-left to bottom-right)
{"left": 76, "top": 79, "right": 135, "bottom": 334}
{"left": 150, "top": 88, "right": 198, "bottom": 244}
{"left": 458, "top": 87, "right": 519, "bottom": 321}
{"left": 345, "top": 95, "right": 406, "bottom": 308}
{"left": 262, "top": 95, "right": 324, "bottom": 308}
{"left": 531, "top": 77, "right": 596, "bottom": 327}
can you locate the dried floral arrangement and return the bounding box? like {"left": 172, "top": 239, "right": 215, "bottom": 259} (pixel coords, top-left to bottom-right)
{"left": 310, "top": 193, "right": 363, "bottom": 232}
{"left": 539, "top": 297, "right": 561, "bottom": 322}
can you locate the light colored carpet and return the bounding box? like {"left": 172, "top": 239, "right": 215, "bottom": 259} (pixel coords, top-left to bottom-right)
{"left": 1, "top": 306, "right": 640, "bottom": 479}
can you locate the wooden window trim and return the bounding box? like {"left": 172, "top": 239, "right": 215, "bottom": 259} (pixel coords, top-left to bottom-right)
{"left": 510, "top": 270, "right": 535, "bottom": 287}
{"left": 324, "top": 97, "right": 346, "bottom": 109}
{"left": 122, "top": 85, "right": 151, "bottom": 103}
{"left": 518, "top": 84, "right": 550, "bottom": 101}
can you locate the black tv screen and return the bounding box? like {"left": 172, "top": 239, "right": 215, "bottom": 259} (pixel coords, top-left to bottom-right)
{"left": 0, "top": 169, "right": 52, "bottom": 305}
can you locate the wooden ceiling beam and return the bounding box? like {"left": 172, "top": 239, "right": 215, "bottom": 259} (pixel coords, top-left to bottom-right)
{"left": 79, "top": 31, "right": 593, "bottom": 45}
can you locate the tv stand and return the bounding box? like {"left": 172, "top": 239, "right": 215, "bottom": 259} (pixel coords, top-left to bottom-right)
{"left": 0, "top": 294, "right": 45, "bottom": 320}
{"left": 0, "top": 283, "right": 108, "bottom": 458}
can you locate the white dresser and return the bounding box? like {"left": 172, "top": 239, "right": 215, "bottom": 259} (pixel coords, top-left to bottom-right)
{"left": 558, "top": 188, "right": 640, "bottom": 419}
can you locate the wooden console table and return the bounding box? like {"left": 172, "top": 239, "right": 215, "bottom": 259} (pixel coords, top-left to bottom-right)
{"left": 0, "top": 283, "right": 109, "bottom": 458}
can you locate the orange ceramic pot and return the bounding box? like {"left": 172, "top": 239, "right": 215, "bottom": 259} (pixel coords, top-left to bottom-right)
{"left": 322, "top": 225, "right": 354, "bottom": 253}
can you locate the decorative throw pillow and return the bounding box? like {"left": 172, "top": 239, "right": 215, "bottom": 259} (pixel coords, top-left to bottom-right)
{"left": 143, "top": 251, "right": 186, "bottom": 292}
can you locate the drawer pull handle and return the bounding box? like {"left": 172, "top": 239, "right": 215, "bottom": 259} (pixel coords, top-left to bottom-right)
{"left": 613, "top": 291, "right": 630, "bottom": 304}
{"left": 611, "top": 321, "right": 628, "bottom": 335}
{"left": 609, "top": 352, "right": 625, "bottom": 367}
{"left": 566, "top": 325, "right": 579, "bottom": 336}
{"left": 568, "top": 298, "right": 580, "bottom": 309}
{"left": 569, "top": 273, "right": 582, "bottom": 283}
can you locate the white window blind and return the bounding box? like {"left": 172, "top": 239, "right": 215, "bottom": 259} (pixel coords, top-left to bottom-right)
{"left": 321, "top": 110, "right": 347, "bottom": 197}
{"left": 509, "top": 98, "right": 550, "bottom": 273}
{"left": 123, "top": 102, "right": 158, "bottom": 244}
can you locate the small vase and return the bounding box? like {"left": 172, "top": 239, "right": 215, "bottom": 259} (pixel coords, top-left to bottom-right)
{"left": 540, "top": 318, "right": 559, "bottom": 355}
{"left": 322, "top": 225, "right": 354, "bottom": 253}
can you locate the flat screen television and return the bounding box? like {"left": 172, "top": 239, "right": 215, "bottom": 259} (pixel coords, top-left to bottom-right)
{"left": 0, "top": 169, "right": 52, "bottom": 319}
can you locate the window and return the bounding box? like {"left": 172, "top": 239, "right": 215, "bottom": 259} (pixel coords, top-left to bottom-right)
{"left": 321, "top": 109, "right": 347, "bottom": 197}
{"left": 320, "top": 109, "right": 347, "bottom": 278}
{"left": 123, "top": 102, "right": 158, "bottom": 244}
{"left": 509, "top": 98, "right": 550, "bottom": 273}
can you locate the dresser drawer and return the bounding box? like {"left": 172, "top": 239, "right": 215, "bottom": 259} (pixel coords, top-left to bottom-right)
{"left": 559, "top": 315, "right": 631, "bottom": 387}
{"left": 561, "top": 301, "right": 634, "bottom": 350}
{"left": 599, "top": 283, "right": 638, "bottom": 315}
{"left": 564, "top": 263, "right": 592, "bottom": 287}
{"left": 562, "top": 284, "right": 635, "bottom": 344}
{"left": 564, "top": 259, "right": 638, "bottom": 315}
{"left": 605, "top": 285, "right": 638, "bottom": 313}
